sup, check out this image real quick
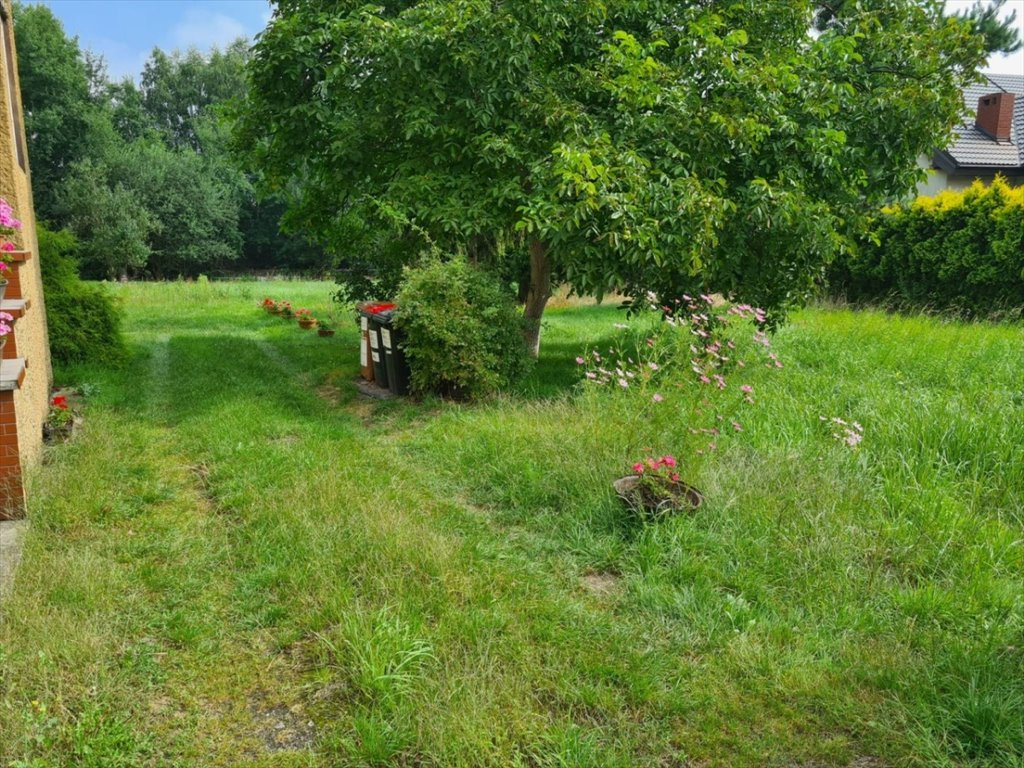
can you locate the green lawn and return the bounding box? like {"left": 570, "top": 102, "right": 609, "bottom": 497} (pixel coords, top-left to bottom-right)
{"left": 1, "top": 280, "right": 1022, "bottom": 767}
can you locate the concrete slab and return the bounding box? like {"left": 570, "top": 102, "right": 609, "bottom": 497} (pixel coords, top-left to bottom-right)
{"left": 0, "top": 519, "right": 27, "bottom": 601}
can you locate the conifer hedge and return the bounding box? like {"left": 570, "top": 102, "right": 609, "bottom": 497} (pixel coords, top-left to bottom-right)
{"left": 829, "top": 177, "right": 1024, "bottom": 315}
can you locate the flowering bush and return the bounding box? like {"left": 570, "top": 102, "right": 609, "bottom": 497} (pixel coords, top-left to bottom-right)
{"left": 579, "top": 292, "right": 779, "bottom": 483}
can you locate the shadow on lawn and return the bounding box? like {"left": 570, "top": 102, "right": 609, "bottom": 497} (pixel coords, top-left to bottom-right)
{"left": 516, "top": 332, "right": 619, "bottom": 399}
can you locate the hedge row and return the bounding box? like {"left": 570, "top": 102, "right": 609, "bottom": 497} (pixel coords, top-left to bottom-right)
{"left": 828, "top": 177, "right": 1024, "bottom": 316}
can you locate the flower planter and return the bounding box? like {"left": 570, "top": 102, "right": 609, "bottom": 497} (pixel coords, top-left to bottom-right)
{"left": 298, "top": 318, "right": 317, "bottom": 329}
{"left": 0, "top": 278, "right": 7, "bottom": 304}
{"left": 317, "top": 328, "right": 335, "bottom": 337}
{"left": 613, "top": 474, "right": 703, "bottom": 518}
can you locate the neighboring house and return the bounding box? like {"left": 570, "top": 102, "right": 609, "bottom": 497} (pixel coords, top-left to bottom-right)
{"left": 917, "top": 72, "right": 1023, "bottom": 195}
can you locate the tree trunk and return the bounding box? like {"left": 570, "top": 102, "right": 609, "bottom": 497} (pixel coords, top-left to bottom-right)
{"left": 522, "top": 237, "right": 552, "bottom": 358}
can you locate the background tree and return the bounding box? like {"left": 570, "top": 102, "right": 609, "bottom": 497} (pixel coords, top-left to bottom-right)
{"left": 58, "top": 160, "right": 153, "bottom": 280}
{"left": 140, "top": 42, "right": 249, "bottom": 151}
{"left": 238, "top": 0, "right": 989, "bottom": 355}
{"left": 13, "top": 2, "right": 116, "bottom": 220}
{"left": 13, "top": 2, "right": 325, "bottom": 278}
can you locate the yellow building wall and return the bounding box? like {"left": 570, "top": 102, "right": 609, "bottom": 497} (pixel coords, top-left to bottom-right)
{"left": 0, "top": 0, "right": 53, "bottom": 475}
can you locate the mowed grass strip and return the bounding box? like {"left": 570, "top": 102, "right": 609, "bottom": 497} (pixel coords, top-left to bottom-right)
{"left": 1, "top": 281, "right": 1022, "bottom": 767}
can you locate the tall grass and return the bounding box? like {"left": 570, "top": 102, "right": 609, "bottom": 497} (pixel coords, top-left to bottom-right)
{"left": 0, "top": 281, "right": 1021, "bottom": 766}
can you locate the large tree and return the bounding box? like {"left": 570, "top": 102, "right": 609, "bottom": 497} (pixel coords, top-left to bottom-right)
{"left": 13, "top": 2, "right": 117, "bottom": 220}
{"left": 237, "top": 0, "right": 983, "bottom": 354}
{"left": 238, "top": 0, "right": 988, "bottom": 354}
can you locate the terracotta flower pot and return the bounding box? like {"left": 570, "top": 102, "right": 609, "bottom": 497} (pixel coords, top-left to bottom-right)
{"left": 613, "top": 474, "right": 703, "bottom": 518}
{"left": 298, "top": 318, "right": 317, "bottom": 329}
{"left": 317, "top": 328, "right": 335, "bottom": 337}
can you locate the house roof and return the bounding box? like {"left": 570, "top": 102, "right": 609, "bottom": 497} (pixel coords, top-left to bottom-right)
{"left": 941, "top": 73, "right": 1024, "bottom": 170}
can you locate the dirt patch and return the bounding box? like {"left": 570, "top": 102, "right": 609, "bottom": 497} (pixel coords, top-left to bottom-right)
{"left": 581, "top": 571, "right": 620, "bottom": 597}
{"left": 315, "top": 383, "right": 344, "bottom": 406}
{"left": 247, "top": 694, "right": 316, "bottom": 752}
{"left": 269, "top": 434, "right": 300, "bottom": 446}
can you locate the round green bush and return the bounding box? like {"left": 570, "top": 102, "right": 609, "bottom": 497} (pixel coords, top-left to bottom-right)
{"left": 38, "top": 224, "right": 124, "bottom": 366}
{"left": 395, "top": 257, "right": 529, "bottom": 399}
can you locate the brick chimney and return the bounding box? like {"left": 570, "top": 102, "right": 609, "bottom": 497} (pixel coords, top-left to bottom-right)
{"left": 976, "top": 92, "right": 1015, "bottom": 142}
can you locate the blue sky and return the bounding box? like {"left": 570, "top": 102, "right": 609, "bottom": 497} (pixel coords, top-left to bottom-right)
{"left": 25, "top": 0, "right": 1024, "bottom": 81}
{"left": 26, "top": 0, "right": 272, "bottom": 81}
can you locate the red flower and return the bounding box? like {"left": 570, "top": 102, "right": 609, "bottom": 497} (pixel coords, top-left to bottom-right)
{"left": 51, "top": 396, "right": 68, "bottom": 410}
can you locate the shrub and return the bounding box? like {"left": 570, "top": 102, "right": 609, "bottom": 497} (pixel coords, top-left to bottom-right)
{"left": 828, "top": 177, "right": 1024, "bottom": 316}
{"left": 39, "top": 223, "right": 124, "bottom": 366}
{"left": 395, "top": 256, "right": 529, "bottom": 399}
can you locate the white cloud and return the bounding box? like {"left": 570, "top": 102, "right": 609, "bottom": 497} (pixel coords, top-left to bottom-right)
{"left": 169, "top": 9, "right": 248, "bottom": 52}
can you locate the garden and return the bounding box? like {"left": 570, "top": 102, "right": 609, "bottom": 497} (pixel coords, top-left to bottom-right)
{"left": 1, "top": 278, "right": 1022, "bottom": 766}
{"left": 3, "top": 1, "right": 1023, "bottom": 765}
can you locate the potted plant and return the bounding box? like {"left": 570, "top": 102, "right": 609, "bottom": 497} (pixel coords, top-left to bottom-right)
{"left": 317, "top": 317, "right": 336, "bottom": 337}
{"left": 278, "top": 301, "right": 295, "bottom": 319}
{"left": 0, "top": 196, "right": 22, "bottom": 303}
{"left": 261, "top": 297, "right": 278, "bottom": 314}
{"left": 576, "top": 293, "right": 780, "bottom": 516}
{"left": 0, "top": 311, "right": 13, "bottom": 355}
{"left": 43, "top": 394, "right": 75, "bottom": 443}
{"left": 296, "top": 308, "right": 317, "bottom": 329}
{"left": 613, "top": 455, "right": 703, "bottom": 519}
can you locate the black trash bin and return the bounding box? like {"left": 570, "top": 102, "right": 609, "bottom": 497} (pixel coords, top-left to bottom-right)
{"left": 377, "top": 310, "right": 411, "bottom": 396}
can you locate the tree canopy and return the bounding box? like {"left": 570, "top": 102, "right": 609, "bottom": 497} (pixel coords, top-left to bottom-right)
{"left": 13, "top": 3, "right": 327, "bottom": 278}
{"left": 238, "top": 0, "right": 989, "bottom": 351}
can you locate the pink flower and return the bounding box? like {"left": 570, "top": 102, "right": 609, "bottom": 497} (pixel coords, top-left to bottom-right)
{"left": 661, "top": 455, "right": 677, "bottom": 468}
{"left": 632, "top": 462, "right": 645, "bottom": 473}
{"left": 652, "top": 393, "right": 663, "bottom": 403}
{"left": 670, "top": 473, "right": 680, "bottom": 482}
{"left": 699, "top": 375, "right": 711, "bottom": 385}
{"left": 740, "top": 385, "right": 753, "bottom": 394}
{"left": 732, "top": 421, "right": 742, "bottom": 432}
{"left": 617, "top": 378, "right": 628, "bottom": 388}
{"left": 0, "top": 242, "right": 13, "bottom": 252}
{"left": 576, "top": 356, "right": 585, "bottom": 365}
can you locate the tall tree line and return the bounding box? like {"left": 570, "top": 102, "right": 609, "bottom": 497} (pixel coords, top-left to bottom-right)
{"left": 13, "top": 3, "right": 326, "bottom": 279}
